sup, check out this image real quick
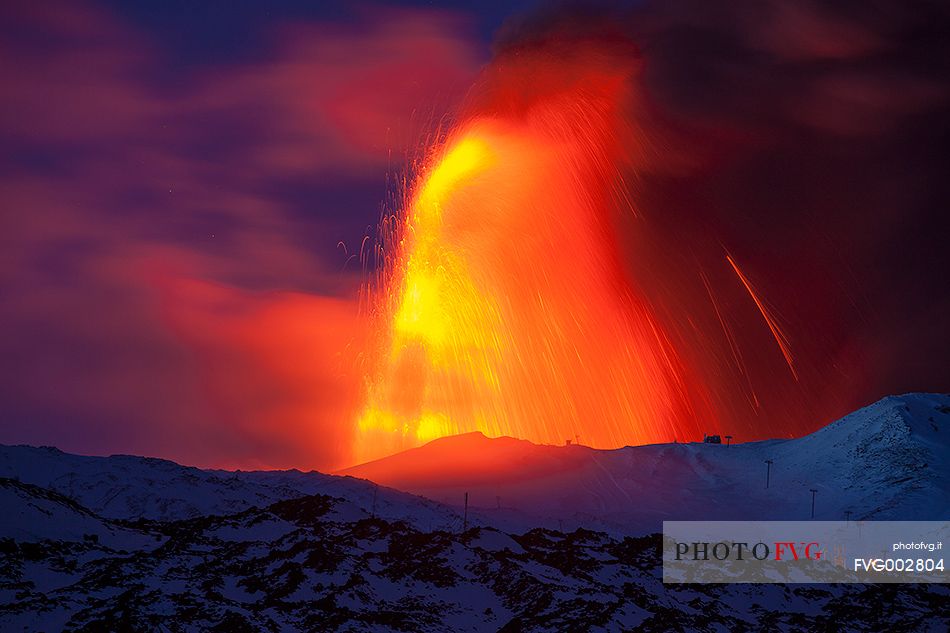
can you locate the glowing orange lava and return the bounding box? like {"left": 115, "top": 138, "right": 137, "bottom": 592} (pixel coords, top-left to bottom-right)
{"left": 353, "top": 41, "right": 714, "bottom": 464}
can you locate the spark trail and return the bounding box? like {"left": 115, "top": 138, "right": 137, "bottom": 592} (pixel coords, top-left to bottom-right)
{"left": 726, "top": 255, "right": 798, "bottom": 381}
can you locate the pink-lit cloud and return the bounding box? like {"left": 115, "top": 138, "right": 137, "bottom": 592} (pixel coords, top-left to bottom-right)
{"left": 0, "top": 1, "right": 482, "bottom": 469}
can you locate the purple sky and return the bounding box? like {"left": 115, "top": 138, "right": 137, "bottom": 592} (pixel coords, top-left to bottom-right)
{"left": 1, "top": 0, "right": 948, "bottom": 470}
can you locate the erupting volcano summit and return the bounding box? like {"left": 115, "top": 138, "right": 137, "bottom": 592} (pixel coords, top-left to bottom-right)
{"left": 354, "top": 36, "right": 714, "bottom": 464}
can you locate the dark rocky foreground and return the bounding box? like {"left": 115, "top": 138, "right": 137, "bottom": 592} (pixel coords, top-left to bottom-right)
{"left": 1, "top": 478, "right": 947, "bottom": 632}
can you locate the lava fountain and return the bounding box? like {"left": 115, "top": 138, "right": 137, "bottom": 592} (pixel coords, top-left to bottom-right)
{"left": 353, "top": 35, "right": 714, "bottom": 464}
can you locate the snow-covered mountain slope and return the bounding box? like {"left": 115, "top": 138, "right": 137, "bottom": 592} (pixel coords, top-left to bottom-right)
{"left": 1, "top": 394, "right": 948, "bottom": 631}
{"left": 0, "top": 445, "right": 465, "bottom": 531}
{"left": 2, "top": 393, "right": 947, "bottom": 537}
{"left": 0, "top": 478, "right": 157, "bottom": 550}
{"left": 343, "top": 393, "right": 950, "bottom": 534}
{"left": 1, "top": 486, "right": 946, "bottom": 632}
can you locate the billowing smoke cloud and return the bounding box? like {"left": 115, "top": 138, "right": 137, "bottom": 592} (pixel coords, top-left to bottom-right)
{"left": 639, "top": 0, "right": 949, "bottom": 428}
{"left": 0, "top": 1, "right": 481, "bottom": 469}
{"left": 492, "top": 0, "right": 950, "bottom": 437}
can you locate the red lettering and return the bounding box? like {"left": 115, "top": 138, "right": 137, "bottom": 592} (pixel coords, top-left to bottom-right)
{"left": 774, "top": 541, "right": 799, "bottom": 561}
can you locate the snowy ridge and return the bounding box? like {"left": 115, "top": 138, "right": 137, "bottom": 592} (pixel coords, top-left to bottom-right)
{"left": 343, "top": 393, "right": 950, "bottom": 534}
{"left": 0, "top": 478, "right": 156, "bottom": 550}
{"left": 0, "top": 445, "right": 466, "bottom": 532}
{"left": 1, "top": 393, "right": 947, "bottom": 536}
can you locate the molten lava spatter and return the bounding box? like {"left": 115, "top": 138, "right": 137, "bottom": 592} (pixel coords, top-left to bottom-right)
{"left": 353, "top": 41, "right": 714, "bottom": 464}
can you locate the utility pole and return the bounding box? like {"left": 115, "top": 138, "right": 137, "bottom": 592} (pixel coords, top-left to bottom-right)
{"left": 845, "top": 510, "right": 852, "bottom": 522}
{"left": 463, "top": 492, "right": 469, "bottom": 532}
{"left": 725, "top": 435, "right": 732, "bottom": 447}
{"left": 765, "top": 459, "right": 773, "bottom": 489}
{"left": 810, "top": 489, "right": 818, "bottom": 519}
